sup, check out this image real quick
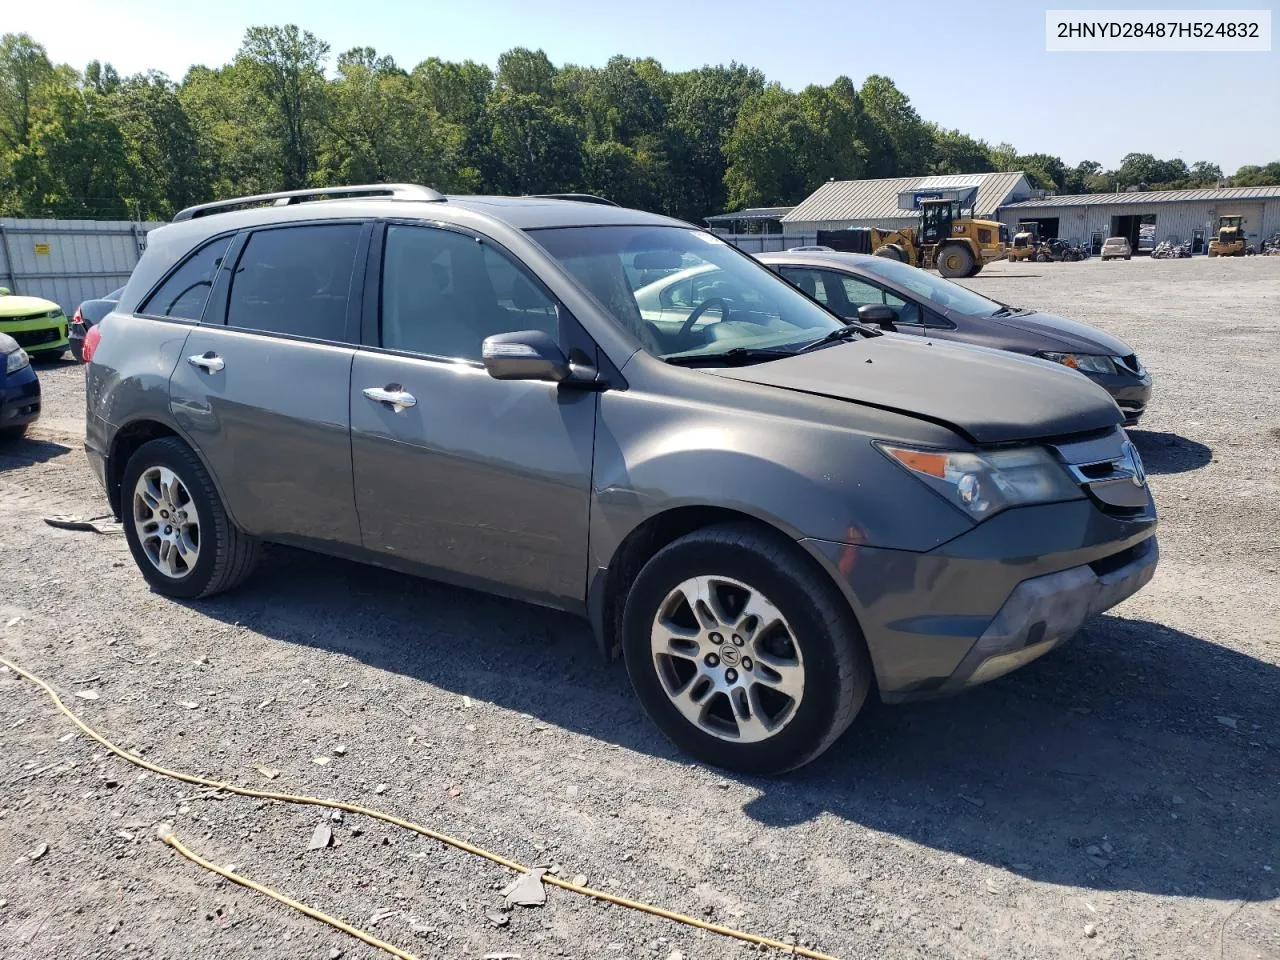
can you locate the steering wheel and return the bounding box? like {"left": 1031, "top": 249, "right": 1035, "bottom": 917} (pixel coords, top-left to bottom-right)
{"left": 678, "top": 297, "right": 732, "bottom": 338}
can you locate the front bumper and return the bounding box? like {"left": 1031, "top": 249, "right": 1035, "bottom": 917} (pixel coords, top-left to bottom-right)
{"left": 803, "top": 497, "right": 1158, "bottom": 699}
{"left": 0, "top": 318, "right": 69, "bottom": 356}
{"left": 1087, "top": 370, "right": 1153, "bottom": 426}
{"left": 0, "top": 366, "right": 42, "bottom": 430}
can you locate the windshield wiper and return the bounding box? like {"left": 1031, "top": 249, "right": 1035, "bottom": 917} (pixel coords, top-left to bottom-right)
{"left": 990, "top": 305, "right": 1020, "bottom": 317}
{"left": 797, "top": 321, "right": 882, "bottom": 353}
{"left": 665, "top": 346, "right": 798, "bottom": 367}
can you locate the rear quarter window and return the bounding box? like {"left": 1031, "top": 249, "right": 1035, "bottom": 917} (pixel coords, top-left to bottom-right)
{"left": 140, "top": 236, "right": 235, "bottom": 321}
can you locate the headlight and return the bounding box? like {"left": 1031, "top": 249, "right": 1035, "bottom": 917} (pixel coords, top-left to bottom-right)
{"left": 1037, "top": 352, "right": 1117, "bottom": 375}
{"left": 876, "top": 443, "right": 1081, "bottom": 519}
{"left": 5, "top": 348, "right": 30, "bottom": 374}
{"left": 47, "top": 309, "right": 63, "bottom": 319}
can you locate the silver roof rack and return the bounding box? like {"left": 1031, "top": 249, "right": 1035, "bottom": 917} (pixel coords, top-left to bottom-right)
{"left": 172, "top": 184, "right": 445, "bottom": 222}
{"left": 526, "top": 193, "right": 619, "bottom": 207}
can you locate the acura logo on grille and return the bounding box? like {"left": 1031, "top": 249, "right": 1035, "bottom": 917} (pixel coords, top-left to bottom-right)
{"left": 1120, "top": 440, "right": 1147, "bottom": 488}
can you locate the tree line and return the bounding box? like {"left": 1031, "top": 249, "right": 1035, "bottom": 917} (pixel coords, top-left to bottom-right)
{"left": 1, "top": 27, "right": 1277, "bottom": 223}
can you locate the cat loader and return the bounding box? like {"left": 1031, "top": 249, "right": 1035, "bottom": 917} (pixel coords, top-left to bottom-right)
{"left": 1207, "top": 216, "right": 1249, "bottom": 257}
{"left": 816, "top": 197, "right": 1008, "bottom": 278}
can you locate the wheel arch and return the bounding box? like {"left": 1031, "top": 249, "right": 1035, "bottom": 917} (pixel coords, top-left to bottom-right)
{"left": 587, "top": 505, "right": 864, "bottom": 666}
{"left": 106, "top": 416, "right": 239, "bottom": 529}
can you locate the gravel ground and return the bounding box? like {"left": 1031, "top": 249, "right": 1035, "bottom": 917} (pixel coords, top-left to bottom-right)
{"left": 1, "top": 255, "right": 1278, "bottom": 960}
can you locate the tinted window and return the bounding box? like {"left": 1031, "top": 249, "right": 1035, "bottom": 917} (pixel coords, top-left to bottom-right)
{"left": 141, "top": 236, "right": 233, "bottom": 320}
{"left": 226, "top": 224, "right": 361, "bottom": 341}
{"left": 380, "top": 225, "right": 557, "bottom": 361}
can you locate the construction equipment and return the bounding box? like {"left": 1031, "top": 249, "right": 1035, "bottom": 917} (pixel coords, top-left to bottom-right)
{"left": 1207, "top": 216, "right": 1249, "bottom": 257}
{"left": 816, "top": 191, "right": 1008, "bottom": 278}
{"left": 1008, "top": 221, "right": 1042, "bottom": 262}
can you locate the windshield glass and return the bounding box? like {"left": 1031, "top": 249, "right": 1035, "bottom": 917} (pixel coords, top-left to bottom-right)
{"left": 527, "top": 225, "right": 845, "bottom": 361}
{"left": 854, "top": 256, "right": 1003, "bottom": 315}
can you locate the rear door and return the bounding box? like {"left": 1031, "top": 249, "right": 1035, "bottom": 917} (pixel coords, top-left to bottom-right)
{"left": 349, "top": 222, "right": 596, "bottom": 607}
{"left": 167, "top": 221, "right": 368, "bottom": 546}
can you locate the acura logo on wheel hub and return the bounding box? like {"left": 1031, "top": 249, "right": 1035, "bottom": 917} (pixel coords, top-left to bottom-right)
{"left": 719, "top": 646, "right": 740, "bottom": 667}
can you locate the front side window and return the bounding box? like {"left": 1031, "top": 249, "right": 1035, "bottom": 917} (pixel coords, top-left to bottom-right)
{"left": 530, "top": 226, "right": 844, "bottom": 362}
{"left": 141, "top": 235, "right": 234, "bottom": 320}
{"left": 854, "top": 255, "right": 1002, "bottom": 316}
{"left": 380, "top": 225, "right": 558, "bottom": 361}
{"left": 226, "top": 224, "right": 361, "bottom": 341}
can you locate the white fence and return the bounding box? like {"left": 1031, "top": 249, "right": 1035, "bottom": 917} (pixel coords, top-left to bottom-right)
{"left": 0, "top": 218, "right": 164, "bottom": 312}
{"left": 712, "top": 232, "right": 818, "bottom": 253}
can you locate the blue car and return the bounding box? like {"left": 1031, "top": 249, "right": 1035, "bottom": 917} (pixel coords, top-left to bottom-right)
{"left": 1, "top": 331, "right": 41, "bottom": 441}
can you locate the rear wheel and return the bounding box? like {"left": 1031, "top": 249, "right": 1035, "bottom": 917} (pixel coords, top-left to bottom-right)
{"left": 622, "top": 522, "right": 871, "bottom": 775}
{"left": 0, "top": 424, "right": 28, "bottom": 442}
{"left": 936, "top": 243, "right": 975, "bottom": 278}
{"left": 121, "top": 437, "right": 260, "bottom": 599}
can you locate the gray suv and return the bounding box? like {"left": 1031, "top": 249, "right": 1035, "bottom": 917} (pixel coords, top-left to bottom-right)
{"left": 85, "top": 184, "right": 1158, "bottom": 774}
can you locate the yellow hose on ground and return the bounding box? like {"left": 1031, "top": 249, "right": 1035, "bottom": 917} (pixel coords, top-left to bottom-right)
{"left": 157, "top": 824, "right": 420, "bottom": 960}
{"left": 1, "top": 653, "right": 841, "bottom": 960}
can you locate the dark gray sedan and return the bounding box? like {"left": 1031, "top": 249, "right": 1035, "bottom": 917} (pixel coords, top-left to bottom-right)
{"left": 759, "top": 252, "right": 1153, "bottom": 425}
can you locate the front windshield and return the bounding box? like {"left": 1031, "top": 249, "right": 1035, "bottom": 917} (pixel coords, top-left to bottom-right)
{"left": 528, "top": 225, "right": 845, "bottom": 361}
{"left": 855, "top": 256, "right": 1004, "bottom": 315}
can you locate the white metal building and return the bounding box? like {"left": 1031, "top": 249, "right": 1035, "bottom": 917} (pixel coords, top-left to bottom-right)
{"left": 779, "top": 172, "right": 1034, "bottom": 244}
{"left": 999, "top": 186, "right": 1280, "bottom": 255}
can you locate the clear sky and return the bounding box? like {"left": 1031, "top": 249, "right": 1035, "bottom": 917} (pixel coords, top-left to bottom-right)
{"left": 8, "top": 0, "right": 1279, "bottom": 172}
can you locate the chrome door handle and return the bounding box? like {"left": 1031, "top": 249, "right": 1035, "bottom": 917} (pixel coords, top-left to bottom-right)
{"left": 363, "top": 385, "right": 417, "bottom": 411}
{"left": 187, "top": 353, "right": 224, "bottom": 372}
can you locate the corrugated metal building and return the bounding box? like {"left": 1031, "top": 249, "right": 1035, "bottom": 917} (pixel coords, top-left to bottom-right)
{"left": 0, "top": 218, "right": 163, "bottom": 313}
{"left": 999, "top": 185, "right": 1280, "bottom": 255}
{"left": 780, "top": 172, "right": 1034, "bottom": 241}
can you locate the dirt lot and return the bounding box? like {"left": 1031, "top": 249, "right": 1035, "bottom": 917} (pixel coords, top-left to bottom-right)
{"left": 2, "top": 255, "right": 1278, "bottom": 960}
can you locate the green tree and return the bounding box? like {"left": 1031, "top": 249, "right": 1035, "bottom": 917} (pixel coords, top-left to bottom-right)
{"left": 495, "top": 47, "right": 557, "bottom": 99}
{"left": 0, "top": 33, "right": 54, "bottom": 152}
{"left": 486, "top": 91, "right": 581, "bottom": 194}
{"left": 1188, "top": 160, "right": 1223, "bottom": 185}
{"left": 927, "top": 126, "right": 993, "bottom": 176}
{"left": 109, "top": 71, "right": 208, "bottom": 218}
{"left": 235, "top": 25, "right": 330, "bottom": 188}
{"left": 723, "top": 85, "right": 821, "bottom": 208}
{"left": 859, "top": 75, "right": 929, "bottom": 176}
{"left": 1230, "top": 162, "right": 1280, "bottom": 186}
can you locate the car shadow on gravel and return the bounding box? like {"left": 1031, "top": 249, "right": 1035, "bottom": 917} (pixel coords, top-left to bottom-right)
{"left": 0, "top": 436, "right": 72, "bottom": 469}
{"left": 191, "top": 551, "right": 1277, "bottom": 903}
{"left": 1128, "top": 430, "right": 1213, "bottom": 475}
{"left": 749, "top": 614, "right": 1279, "bottom": 902}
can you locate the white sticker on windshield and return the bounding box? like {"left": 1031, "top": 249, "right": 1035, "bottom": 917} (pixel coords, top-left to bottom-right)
{"left": 688, "top": 230, "right": 725, "bottom": 245}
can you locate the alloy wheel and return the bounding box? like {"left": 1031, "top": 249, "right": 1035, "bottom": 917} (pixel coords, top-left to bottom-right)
{"left": 132, "top": 466, "right": 201, "bottom": 579}
{"left": 649, "top": 575, "right": 805, "bottom": 743}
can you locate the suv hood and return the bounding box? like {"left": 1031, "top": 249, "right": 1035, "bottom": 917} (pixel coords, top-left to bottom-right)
{"left": 708, "top": 335, "right": 1122, "bottom": 444}
{"left": 990, "top": 310, "right": 1135, "bottom": 356}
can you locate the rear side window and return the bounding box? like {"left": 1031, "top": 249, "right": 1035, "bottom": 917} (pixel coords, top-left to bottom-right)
{"left": 226, "top": 224, "right": 361, "bottom": 341}
{"left": 141, "top": 236, "right": 234, "bottom": 320}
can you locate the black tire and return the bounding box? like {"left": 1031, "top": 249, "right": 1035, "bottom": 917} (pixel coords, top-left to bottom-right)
{"left": 0, "top": 424, "right": 28, "bottom": 442}
{"left": 621, "top": 522, "right": 872, "bottom": 775}
{"left": 1125, "top": 255, "right": 1131, "bottom": 260}
{"left": 120, "top": 437, "right": 260, "bottom": 599}
{"left": 937, "top": 243, "right": 975, "bottom": 278}
{"left": 873, "top": 244, "right": 905, "bottom": 262}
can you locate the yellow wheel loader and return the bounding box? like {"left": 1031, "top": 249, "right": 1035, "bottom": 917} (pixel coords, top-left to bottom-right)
{"left": 1007, "top": 221, "right": 1042, "bottom": 263}
{"left": 1207, "top": 216, "right": 1249, "bottom": 257}
{"left": 816, "top": 197, "right": 1008, "bottom": 278}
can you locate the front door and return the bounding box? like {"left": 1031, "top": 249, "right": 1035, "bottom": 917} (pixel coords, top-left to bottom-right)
{"left": 350, "top": 223, "right": 596, "bottom": 607}
{"left": 167, "top": 221, "right": 365, "bottom": 546}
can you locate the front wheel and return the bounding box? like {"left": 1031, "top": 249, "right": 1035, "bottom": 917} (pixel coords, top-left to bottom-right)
{"left": 622, "top": 523, "right": 871, "bottom": 775}
{"left": 121, "top": 437, "right": 260, "bottom": 599}
{"left": 936, "top": 243, "right": 975, "bottom": 278}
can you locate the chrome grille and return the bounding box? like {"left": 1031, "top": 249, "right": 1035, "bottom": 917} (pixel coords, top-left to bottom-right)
{"left": 1050, "top": 429, "right": 1149, "bottom": 511}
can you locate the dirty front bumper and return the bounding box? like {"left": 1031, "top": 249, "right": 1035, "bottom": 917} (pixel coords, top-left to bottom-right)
{"left": 802, "top": 498, "right": 1159, "bottom": 699}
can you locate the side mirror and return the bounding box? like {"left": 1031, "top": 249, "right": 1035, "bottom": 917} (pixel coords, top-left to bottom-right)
{"left": 482, "top": 330, "right": 571, "bottom": 382}
{"left": 857, "top": 303, "right": 898, "bottom": 329}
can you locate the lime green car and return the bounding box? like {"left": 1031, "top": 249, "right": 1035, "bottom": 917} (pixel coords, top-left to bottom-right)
{"left": 0, "top": 287, "right": 69, "bottom": 358}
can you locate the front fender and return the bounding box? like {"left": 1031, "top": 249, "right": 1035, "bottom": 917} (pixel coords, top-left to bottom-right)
{"left": 588, "top": 388, "right": 974, "bottom": 573}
